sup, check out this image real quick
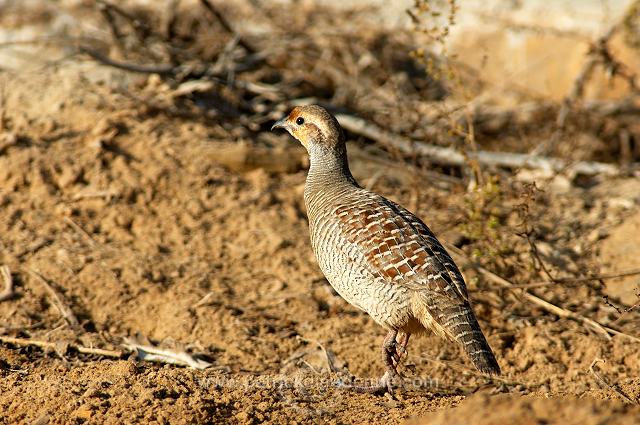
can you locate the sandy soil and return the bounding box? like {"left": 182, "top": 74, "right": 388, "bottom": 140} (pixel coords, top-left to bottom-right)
{"left": 1, "top": 2, "right": 640, "bottom": 424}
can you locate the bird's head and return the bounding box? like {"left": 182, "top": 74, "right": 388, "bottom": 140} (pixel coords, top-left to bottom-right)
{"left": 271, "top": 105, "right": 345, "bottom": 154}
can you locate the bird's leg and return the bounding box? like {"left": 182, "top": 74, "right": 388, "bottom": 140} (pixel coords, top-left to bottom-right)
{"left": 392, "top": 332, "right": 411, "bottom": 367}
{"left": 381, "top": 329, "right": 399, "bottom": 375}
{"left": 338, "top": 330, "right": 399, "bottom": 395}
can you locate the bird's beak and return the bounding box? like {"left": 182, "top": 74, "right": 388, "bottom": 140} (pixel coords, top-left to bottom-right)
{"left": 271, "top": 116, "right": 289, "bottom": 132}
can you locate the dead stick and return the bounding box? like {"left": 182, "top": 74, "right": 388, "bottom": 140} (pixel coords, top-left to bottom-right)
{"left": 199, "top": 0, "right": 256, "bottom": 53}
{"left": 63, "top": 216, "right": 96, "bottom": 247}
{"left": 80, "top": 46, "right": 255, "bottom": 82}
{"left": 15, "top": 238, "right": 52, "bottom": 259}
{"left": 97, "top": 2, "right": 125, "bottom": 54}
{"left": 297, "top": 336, "right": 340, "bottom": 373}
{"left": 335, "top": 113, "right": 619, "bottom": 176}
{"left": 95, "top": 0, "right": 150, "bottom": 40}
{"left": 556, "top": 1, "right": 638, "bottom": 128}
{"left": 122, "top": 339, "right": 212, "bottom": 369}
{"left": 0, "top": 335, "right": 123, "bottom": 358}
{"left": 589, "top": 358, "right": 637, "bottom": 404}
{"left": 28, "top": 270, "right": 79, "bottom": 328}
{"left": 505, "top": 268, "right": 640, "bottom": 289}
{"left": 79, "top": 46, "right": 176, "bottom": 76}
{"left": 0, "top": 265, "right": 16, "bottom": 302}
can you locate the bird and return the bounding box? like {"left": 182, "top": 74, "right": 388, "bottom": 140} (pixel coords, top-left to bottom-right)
{"left": 271, "top": 105, "right": 500, "bottom": 393}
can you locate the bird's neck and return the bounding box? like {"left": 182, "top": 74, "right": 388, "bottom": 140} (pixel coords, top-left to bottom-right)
{"left": 307, "top": 143, "right": 356, "bottom": 187}
{"left": 304, "top": 144, "right": 359, "bottom": 214}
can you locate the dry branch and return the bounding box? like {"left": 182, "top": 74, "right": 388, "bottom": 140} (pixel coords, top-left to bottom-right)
{"left": 557, "top": 2, "right": 640, "bottom": 129}
{"left": 97, "top": 0, "right": 126, "bottom": 54}
{"left": 0, "top": 265, "right": 16, "bottom": 302}
{"left": 296, "top": 336, "right": 343, "bottom": 374}
{"left": 0, "top": 335, "right": 218, "bottom": 370}
{"left": 80, "top": 46, "right": 176, "bottom": 76}
{"left": 335, "top": 113, "right": 620, "bottom": 177}
{"left": 15, "top": 238, "right": 52, "bottom": 259}
{"left": 96, "top": 0, "right": 150, "bottom": 41}
{"left": 28, "top": 269, "right": 79, "bottom": 328}
{"left": 507, "top": 268, "right": 640, "bottom": 289}
{"left": 199, "top": 0, "right": 256, "bottom": 54}
{"left": 80, "top": 45, "right": 265, "bottom": 88}
{"left": 123, "top": 338, "right": 212, "bottom": 369}
{"left": 590, "top": 358, "right": 637, "bottom": 404}
{"left": 63, "top": 216, "right": 96, "bottom": 247}
{"left": 0, "top": 335, "right": 123, "bottom": 358}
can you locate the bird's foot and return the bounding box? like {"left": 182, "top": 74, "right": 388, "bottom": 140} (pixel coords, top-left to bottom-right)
{"left": 391, "top": 347, "right": 406, "bottom": 367}
{"left": 384, "top": 344, "right": 400, "bottom": 376}
{"left": 390, "top": 332, "right": 410, "bottom": 372}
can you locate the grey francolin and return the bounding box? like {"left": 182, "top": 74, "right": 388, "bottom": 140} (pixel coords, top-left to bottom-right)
{"left": 272, "top": 105, "right": 500, "bottom": 393}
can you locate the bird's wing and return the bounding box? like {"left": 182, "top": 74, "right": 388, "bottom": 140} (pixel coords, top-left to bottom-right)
{"left": 332, "top": 191, "right": 499, "bottom": 372}
{"left": 332, "top": 191, "right": 469, "bottom": 304}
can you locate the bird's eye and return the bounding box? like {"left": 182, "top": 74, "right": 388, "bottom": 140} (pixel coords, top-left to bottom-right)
{"left": 296, "top": 117, "right": 305, "bottom": 125}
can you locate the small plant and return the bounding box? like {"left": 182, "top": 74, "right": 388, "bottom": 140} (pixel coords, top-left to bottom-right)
{"left": 407, "top": 0, "right": 485, "bottom": 186}
{"left": 457, "top": 176, "right": 509, "bottom": 260}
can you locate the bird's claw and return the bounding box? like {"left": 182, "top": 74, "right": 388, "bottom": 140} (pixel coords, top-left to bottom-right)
{"left": 392, "top": 346, "right": 408, "bottom": 367}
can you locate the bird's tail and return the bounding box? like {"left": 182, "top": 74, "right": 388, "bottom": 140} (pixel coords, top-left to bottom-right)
{"left": 412, "top": 293, "right": 501, "bottom": 375}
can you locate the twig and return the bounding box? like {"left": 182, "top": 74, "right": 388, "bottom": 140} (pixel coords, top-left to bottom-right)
{"left": 164, "top": 0, "right": 181, "bottom": 42}
{"left": 192, "top": 291, "right": 216, "bottom": 309}
{"left": 296, "top": 336, "right": 341, "bottom": 373}
{"left": 604, "top": 294, "right": 640, "bottom": 323}
{"left": 557, "top": 47, "right": 607, "bottom": 129}
{"left": 445, "top": 244, "right": 640, "bottom": 343}
{"left": 15, "top": 238, "right": 52, "bottom": 259}
{"left": 556, "top": 2, "right": 639, "bottom": 129}
{"left": 0, "top": 265, "right": 16, "bottom": 302}
{"left": 584, "top": 96, "right": 640, "bottom": 117}
{"left": 506, "top": 268, "right": 640, "bottom": 289}
{"left": 63, "top": 216, "right": 96, "bottom": 247}
{"left": 335, "top": 113, "right": 620, "bottom": 176}
{"left": 80, "top": 46, "right": 264, "bottom": 84}
{"left": 199, "top": 0, "right": 256, "bottom": 54}
{"left": 71, "top": 189, "right": 120, "bottom": 202}
{"left": 589, "top": 358, "right": 637, "bottom": 404}
{"left": 95, "top": 0, "right": 150, "bottom": 41}
{"left": 0, "top": 335, "right": 123, "bottom": 358}
{"left": 123, "top": 338, "right": 212, "bottom": 369}
{"left": 79, "top": 46, "right": 176, "bottom": 76}
{"left": 522, "top": 230, "right": 559, "bottom": 283}
{"left": 0, "top": 335, "right": 220, "bottom": 370}
{"left": 28, "top": 269, "right": 79, "bottom": 328}
{"left": 97, "top": 1, "right": 126, "bottom": 54}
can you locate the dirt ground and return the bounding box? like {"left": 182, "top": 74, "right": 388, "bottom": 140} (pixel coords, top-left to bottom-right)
{"left": 1, "top": 1, "right": 640, "bottom": 424}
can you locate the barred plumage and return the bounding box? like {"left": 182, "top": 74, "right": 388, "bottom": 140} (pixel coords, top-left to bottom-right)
{"left": 272, "top": 105, "right": 500, "bottom": 393}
